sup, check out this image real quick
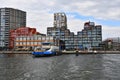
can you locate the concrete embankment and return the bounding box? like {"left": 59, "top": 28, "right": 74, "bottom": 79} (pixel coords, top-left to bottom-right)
{"left": 0, "top": 51, "right": 120, "bottom": 54}
{"left": 62, "top": 51, "right": 120, "bottom": 54}
{"left": 0, "top": 51, "right": 32, "bottom": 54}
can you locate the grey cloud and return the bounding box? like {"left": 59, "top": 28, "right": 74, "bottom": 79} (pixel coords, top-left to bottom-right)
{"left": 1, "top": 0, "right": 120, "bottom": 37}
{"left": 48, "top": 0, "right": 120, "bottom": 20}
{"left": 2, "top": 0, "right": 120, "bottom": 20}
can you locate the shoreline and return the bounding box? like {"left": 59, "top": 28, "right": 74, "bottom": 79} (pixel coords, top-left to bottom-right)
{"left": 0, "top": 50, "right": 120, "bottom": 54}
{"left": 0, "top": 51, "right": 32, "bottom": 54}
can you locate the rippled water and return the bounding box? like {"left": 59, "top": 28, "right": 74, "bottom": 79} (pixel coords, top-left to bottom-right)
{"left": 0, "top": 53, "right": 120, "bottom": 80}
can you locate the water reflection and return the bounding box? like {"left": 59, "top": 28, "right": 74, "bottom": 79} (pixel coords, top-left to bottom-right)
{"left": 0, "top": 54, "right": 120, "bottom": 80}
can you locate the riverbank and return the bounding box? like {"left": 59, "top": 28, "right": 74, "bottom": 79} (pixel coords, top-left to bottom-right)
{"left": 0, "top": 50, "right": 120, "bottom": 54}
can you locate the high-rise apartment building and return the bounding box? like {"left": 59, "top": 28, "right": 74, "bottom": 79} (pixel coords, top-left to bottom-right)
{"left": 0, "top": 7, "right": 26, "bottom": 49}
{"left": 47, "top": 12, "right": 75, "bottom": 50}
{"left": 47, "top": 13, "right": 69, "bottom": 39}
{"left": 54, "top": 13, "right": 67, "bottom": 29}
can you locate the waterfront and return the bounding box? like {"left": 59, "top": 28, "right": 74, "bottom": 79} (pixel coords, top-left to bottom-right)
{"left": 0, "top": 54, "right": 120, "bottom": 80}
{"left": 0, "top": 50, "right": 120, "bottom": 54}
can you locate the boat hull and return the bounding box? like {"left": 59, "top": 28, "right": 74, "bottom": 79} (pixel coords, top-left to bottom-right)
{"left": 32, "top": 51, "right": 56, "bottom": 56}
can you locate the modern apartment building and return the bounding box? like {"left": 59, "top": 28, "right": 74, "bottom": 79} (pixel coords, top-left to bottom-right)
{"left": 48, "top": 13, "right": 78, "bottom": 50}
{"left": 48, "top": 13, "right": 102, "bottom": 50}
{"left": 54, "top": 13, "right": 67, "bottom": 29}
{"left": 77, "top": 21, "right": 102, "bottom": 50}
{"left": 47, "top": 27, "right": 70, "bottom": 38}
{"left": 0, "top": 7, "right": 26, "bottom": 50}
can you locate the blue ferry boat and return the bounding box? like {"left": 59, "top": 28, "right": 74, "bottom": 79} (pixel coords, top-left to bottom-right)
{"left": 32, "top": 42, "right": 59, "bottom": 56}
{"left": 32, "top": 50, "right": 55, "bottom": 56}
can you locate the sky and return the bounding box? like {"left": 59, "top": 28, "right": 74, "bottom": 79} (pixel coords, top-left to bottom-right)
{"left": 1, "top": 0, "right": 120, "bottom": 40}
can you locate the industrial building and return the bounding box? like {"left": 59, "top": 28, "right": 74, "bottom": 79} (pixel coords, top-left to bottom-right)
{"left": 0, "top": 7, "right": 26, "bottom": 50}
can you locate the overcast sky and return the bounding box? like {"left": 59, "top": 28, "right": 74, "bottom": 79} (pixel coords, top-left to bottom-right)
{"left": 1, "top": 0, "right": 120, "bottom": 40}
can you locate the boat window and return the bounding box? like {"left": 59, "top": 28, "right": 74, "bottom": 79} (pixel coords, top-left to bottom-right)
{"left": 42, "top": 42, "right": 51, "bottom": 45}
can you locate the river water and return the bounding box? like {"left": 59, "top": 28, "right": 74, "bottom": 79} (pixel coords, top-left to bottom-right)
{"left": 0, "top": 54, "right": 120, "bottom": 80}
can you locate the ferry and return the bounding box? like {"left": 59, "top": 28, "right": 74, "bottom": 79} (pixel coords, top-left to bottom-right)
{"left": 32, "top": 42, "right": 59, "bottom": 56}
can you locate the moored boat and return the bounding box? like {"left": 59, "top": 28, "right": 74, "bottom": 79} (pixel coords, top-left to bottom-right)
{"left": 32, "top": 46, "right": 59, "bottom": 56}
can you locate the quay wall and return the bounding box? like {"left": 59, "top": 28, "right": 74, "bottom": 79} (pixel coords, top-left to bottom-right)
{"left": 0, "top": 51, "right": 120, "bottom": 54}
{"left": 0, "top": 51, "right": 32, "bottom": 54}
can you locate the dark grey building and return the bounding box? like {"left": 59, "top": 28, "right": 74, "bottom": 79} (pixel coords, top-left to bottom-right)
{"left": 0, "top": 7, "right": 26, "bottom": 49}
